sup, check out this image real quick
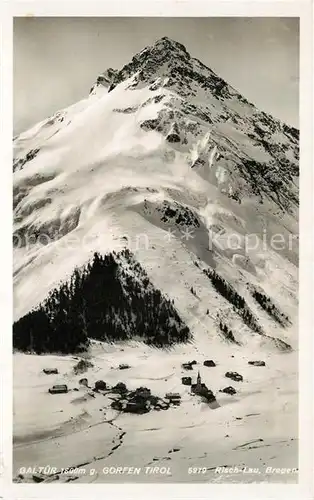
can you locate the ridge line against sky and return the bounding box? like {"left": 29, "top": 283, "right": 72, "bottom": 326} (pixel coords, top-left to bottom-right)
{"left": 14, "top": 17, "right": 299, "bottom": 133}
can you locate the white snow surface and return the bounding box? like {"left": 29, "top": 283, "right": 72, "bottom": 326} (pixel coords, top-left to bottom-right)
{"left": 14, "top": 342, "right": 298, "bottom": 483}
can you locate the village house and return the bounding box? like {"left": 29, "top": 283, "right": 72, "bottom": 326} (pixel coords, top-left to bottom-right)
{"left": 48, "top": 384, "right": 68, "bottom": 394}
{"left": 248, "top": 360, "right": 265, "bottom": 367}
{"left": 43, "top": 368, "right": 58, "bottom": 374}
{"left": 181, "top": 376, "right": 192, "bottom": 385}
{"left": 165, "top": 392, "right": 181, "bottom": 405}
{"left": 220, "top": 386, "right": 237, "bottom": 395}
{"left": 225, "top": 371, "right": 243, "bottom": 382}
{"left": 182, "top": 360, "right": 197, "bottom": 370}
{"left": 124, "top": 399, "right": 150, "bottom": 414}
{"left": 94, "top": 380, "right": 107, "bottom": 391}
{"left": 132, "top": 387, "right": 151, "bottom": 399}
{"left": 203, "top": 360, "right": 216, "bottom": 367}
{"left": 111, "top": 382, "right": 128, "bottom": 394}
{"left": 78, "top": 378, "right": 88, "bottom": 387}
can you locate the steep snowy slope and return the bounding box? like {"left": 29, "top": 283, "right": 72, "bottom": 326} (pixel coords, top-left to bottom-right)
{"left": 13, "top": 37, "right": 299, "bottom": 482}
{"left": 13, "top": 38, "right": 298, "bottom": 327}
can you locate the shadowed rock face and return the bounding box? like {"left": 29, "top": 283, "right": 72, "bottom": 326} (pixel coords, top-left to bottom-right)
{"left": 104, "top": 37, "right": 192, "bottom": 93}
{"left": 13, "top": 148, "right": 40, "bottom": 172}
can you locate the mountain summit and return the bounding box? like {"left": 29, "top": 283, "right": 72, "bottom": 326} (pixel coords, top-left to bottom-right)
{"left": 90, "top": 36, "right": 192, "bottom": 93}
{"left": 16, "top": 36, "right": 299, "bottom": 214}
{"left": 88, "top": 36, "right": 299, "bottom": 211}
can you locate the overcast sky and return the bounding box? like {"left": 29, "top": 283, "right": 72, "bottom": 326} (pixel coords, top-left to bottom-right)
{"left": 14, "top": 17, "right": 299, "bottom": 134}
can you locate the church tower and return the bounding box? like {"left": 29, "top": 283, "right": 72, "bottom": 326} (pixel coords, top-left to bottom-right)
{"left": 197, "top": 370, "right": 201, "bottom": 388}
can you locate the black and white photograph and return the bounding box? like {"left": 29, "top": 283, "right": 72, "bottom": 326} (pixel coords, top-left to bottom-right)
{"left": 10, "top": 14, "right": 304, "bottom": 486}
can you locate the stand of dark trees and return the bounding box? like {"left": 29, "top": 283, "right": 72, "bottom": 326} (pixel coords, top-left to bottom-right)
{"left": 203, "top": 267, "right": 263, "bottom": 334}
{"left": 218, "top": 320, "right": 240, "bottom": 345}
{"left": 251, "top": 288, "right": 290, "bottom": 327}
{"left": 13, "top": 249, "right": 191, "bottom": 354}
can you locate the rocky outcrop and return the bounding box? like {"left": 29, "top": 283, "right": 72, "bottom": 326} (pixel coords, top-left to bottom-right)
{"left": 166, "top": 122, "right": 181, "bottom": 143}
{"left": 89, "top": 68, "right": 119, "bottom": 94}
{"left": 13, "top": 148, "right": 40, "bottom": 172}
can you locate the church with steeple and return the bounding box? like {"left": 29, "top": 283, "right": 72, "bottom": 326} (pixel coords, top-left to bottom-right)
{"left": 196, "top": 370, "right": 202, "bottom": 389}
{"left": 191, "top": 370, "right": 205, "bottom": 394}
{"left": 191, "top": 370, "right": 216, "bottom": 402}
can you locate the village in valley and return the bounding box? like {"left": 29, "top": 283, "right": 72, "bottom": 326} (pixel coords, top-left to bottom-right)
{"left": 44, "top": 356, "right": 265, "bottom": 415}
{"left": 14, "top": 342, "right": 298, "bottom": 485}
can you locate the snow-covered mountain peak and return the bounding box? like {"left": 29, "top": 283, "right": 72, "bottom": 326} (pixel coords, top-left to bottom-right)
{"left": 89, "top": 36, "right": 192, "bottom": 96}
{"left": 139, "top": 36, "right": 191, "bottom": 61}
{"left": 85, "top": 38, "right": 299, "bottom": 216}
{"left": 13, "top": 37, "right": 298, "bottom": 358}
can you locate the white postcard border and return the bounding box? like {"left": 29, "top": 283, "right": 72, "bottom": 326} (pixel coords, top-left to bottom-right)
{"left": 0, "top": 1, "right": 313, "bottom": 499}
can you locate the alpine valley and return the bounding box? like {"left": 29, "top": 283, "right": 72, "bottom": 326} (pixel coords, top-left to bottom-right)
{"left": 13, "top": 37, "right": 299, "bottom": 483}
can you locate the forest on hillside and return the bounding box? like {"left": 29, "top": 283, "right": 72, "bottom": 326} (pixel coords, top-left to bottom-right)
{"left": 202, "top": 267, "right": 263, "bottom": 334}
{"left": 251, "top": 287, "right": 290, "bottom": 326}
{"left": 13, "top": 249, "right": 191, "bottom": 353}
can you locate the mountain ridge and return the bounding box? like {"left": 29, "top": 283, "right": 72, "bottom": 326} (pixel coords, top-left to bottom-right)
{"left": 15, "top": 37, "right": 299, "bottom": 214}
{"left": 91, "top": 36, "right": 298, "bottom": 132}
